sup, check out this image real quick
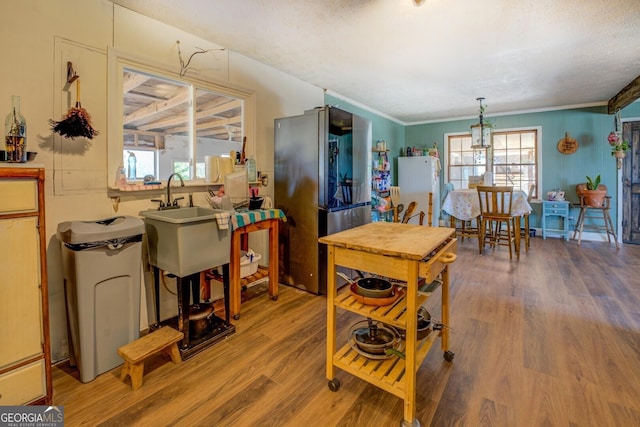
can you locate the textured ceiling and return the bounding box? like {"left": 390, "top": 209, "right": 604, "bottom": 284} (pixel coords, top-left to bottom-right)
{"left": 111, "top": 0, "right": 640, "bottom": 124}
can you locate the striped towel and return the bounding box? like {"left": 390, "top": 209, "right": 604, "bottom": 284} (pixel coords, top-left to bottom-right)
{"left": 230, "top": 209, "right": 286, "bottom": 230}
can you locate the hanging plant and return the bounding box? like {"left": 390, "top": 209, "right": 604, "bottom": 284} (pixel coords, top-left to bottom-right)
{"left": 607, "top": 131, "right": 629, "bottom": 156}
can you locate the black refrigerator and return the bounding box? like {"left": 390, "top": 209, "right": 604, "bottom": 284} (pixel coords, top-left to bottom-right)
{"left": 275, "top": 106, "right": 372, "bottom": 294}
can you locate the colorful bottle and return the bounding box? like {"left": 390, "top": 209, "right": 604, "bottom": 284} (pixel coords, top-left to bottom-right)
{"left": 5, "top": 95, "right": 27, "bottom": 163}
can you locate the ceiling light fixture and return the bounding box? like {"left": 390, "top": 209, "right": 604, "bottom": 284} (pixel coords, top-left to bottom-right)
{"left": 470, "top": 97, "right": 492, "bottom": 149}
{"left": 413, "top": 0, "right": 426, "bottom": 6}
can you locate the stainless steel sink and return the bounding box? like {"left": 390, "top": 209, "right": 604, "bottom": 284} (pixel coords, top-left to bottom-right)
{"left": 140, "top": 207, "right": 232, "bottom": 277}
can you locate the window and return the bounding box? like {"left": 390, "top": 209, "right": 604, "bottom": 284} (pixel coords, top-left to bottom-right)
{"left": 446, "top": 128, "right": 538, "bottom": 198}
{"left": 492, "top": 130, "right": 537, "bottom": 196}
{"left": 447, "top": 134, "right": 486, "bottom": 190}
{"left": 108, "top": 49, "right": 255, "bottom": 186}
{"left": 122, "top": 149, "right": 155, "bottom": 181}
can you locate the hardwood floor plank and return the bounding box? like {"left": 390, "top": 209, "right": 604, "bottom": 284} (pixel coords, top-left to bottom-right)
{"left": 478, "top": 397, "right": 511, "bottom": 427}
{"left": 519, "top": 369, "right": 569, "bottom": 426}
{"left": 187, "top": 375, "right": 279, "bottom": 427}
{"left": 608, "top": 401, "right": 640, "bottom": 426}
{"left": 51, "top": 237, "right": 640, "bottom": 426}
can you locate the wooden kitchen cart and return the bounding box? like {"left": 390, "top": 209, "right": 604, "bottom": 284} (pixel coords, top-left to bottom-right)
{"left": 319, "top": 222, "right": 457, "bottom": 427}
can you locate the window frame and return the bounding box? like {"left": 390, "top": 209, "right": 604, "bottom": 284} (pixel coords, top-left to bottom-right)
{"left": 107, "top": 48, "right": 256, "bottom": 188}
{"left": 444, "top": 126, "right": 541, "bottom": 199}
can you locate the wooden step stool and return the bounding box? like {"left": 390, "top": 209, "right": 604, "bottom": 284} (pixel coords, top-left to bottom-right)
{"left": 118, "top": 326, "right": 184, "bottom": 390}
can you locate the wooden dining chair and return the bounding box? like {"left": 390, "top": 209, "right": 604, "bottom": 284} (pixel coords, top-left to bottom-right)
{"left": 477, "top": 186, "right": 519, "bottom": 259}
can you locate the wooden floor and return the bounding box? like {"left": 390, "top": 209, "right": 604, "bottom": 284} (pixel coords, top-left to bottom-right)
{"left": 52, "top": 236, "right": 640, "bottom": 426}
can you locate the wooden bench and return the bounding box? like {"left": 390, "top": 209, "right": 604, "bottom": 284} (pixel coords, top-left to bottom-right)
{"left": 118, "top": 326, "right": 184, "bottom": 390}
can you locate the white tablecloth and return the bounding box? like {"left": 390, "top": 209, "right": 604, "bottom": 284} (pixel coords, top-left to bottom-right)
{"left": 442, "top": 189, "right": 532, "bottom": 221}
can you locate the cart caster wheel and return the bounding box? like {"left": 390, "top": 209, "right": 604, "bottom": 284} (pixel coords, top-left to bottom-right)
{"left": 328, "top": 378, "right": 341, "bottom": 392}
{"left": 444, "top": 350, "right": 455, "bottom": 362}
{"left": 271, "top": 295, "right": 278, "bottom": 301}
{"left": 233, "top": 314, "right": 240, "bottom": 320}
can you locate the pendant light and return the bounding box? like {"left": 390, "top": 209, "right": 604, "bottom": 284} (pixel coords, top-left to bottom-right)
{"left": 470, "top": 97, "right": 491, "bottom": 149}
{"left": 413, "top": 0, "right": 426, "bottom": 5}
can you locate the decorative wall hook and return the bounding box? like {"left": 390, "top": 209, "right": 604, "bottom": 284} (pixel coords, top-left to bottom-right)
{"left": 176, "top": 40, "right": 225, "bottom": 77}
{"left": 63, "top": 61, "right": 80, "bottom": 91}
{"left": 66, "top": 61, "right": 79, "bottom": 83}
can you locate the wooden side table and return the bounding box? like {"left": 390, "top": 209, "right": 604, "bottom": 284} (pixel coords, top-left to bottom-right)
{"left": 229, "top": 217, "right": 279, "bottom": 319}
{"left": 541, "top": 200, "right": 570, "bottom": 240}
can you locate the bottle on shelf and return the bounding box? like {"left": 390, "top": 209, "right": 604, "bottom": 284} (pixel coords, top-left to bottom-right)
{"left": 4, "top": 95, "right": 27, "bottom": 163}
{"left": 115, "top": 163, "right": 127, "bottom": 187}
{"left": 127, "top": 151, "right": 137, "bottom": 181}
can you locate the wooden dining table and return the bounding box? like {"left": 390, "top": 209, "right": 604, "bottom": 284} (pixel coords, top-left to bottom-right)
{"left": 441, "top": 188, "right": 532, "bottom": 252}
{"left": 442, "top": 188, "right": 532, "bottom": 221}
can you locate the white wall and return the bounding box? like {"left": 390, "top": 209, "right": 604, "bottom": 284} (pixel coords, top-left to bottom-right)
{"left": 1, "top": 0, "right": 323, "bottom": 362}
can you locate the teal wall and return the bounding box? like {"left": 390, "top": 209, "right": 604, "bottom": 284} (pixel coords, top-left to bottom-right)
{"left": 326, "top": 91, "right": 640, "bottom": 229}
{"left": 406, "top": 104, "right": 640, "bottom": 199}
{"left": 405, "top": 102, "right": 640, "bottom": 227}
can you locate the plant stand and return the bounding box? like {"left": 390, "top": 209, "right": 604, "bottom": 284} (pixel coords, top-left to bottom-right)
{"left": 572, "top": 203, "right": 619, "bottom": 249}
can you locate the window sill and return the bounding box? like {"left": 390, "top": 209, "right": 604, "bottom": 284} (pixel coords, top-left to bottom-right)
{"left": 107, "top": 181, "right": 261, "bottom": 198}
{"left": 107, "top": 183, "right": 220, "bottom": 199}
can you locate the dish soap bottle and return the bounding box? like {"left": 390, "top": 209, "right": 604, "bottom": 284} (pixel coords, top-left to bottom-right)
{"left": 4, "top": 95, "right": 27, "bottom": 163}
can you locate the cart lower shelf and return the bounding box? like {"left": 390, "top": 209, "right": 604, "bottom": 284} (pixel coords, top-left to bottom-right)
{"left": 331, "top": 329, "right": 439, "bottom": 399}
{"left": 206, "top": 265, "right": 270, "bottom": 290}
{"left": 333, "top": 280, "right": 440, "bottom": 330}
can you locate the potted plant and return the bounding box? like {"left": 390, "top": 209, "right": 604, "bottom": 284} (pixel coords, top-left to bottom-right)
{"left": 608, "top": 131, "right": 630, "bottom": 159}
{"left": 577, "top": 174, "right": 607, "bottom": 207}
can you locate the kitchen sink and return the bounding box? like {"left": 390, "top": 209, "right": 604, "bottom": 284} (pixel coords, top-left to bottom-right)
{"left": 140, "top": 207, "right": 232, "bottom": 277}
{"left": 141, "top": 206, "right": 219, "bottom": 223}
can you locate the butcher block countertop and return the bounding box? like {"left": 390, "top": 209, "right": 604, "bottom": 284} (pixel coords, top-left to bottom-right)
{"left": 319, "top": 222, "right": 455, "bottom": 260}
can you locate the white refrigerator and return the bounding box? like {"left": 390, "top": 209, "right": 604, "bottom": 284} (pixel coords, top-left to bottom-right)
{"left": 397, "top": 156, "right": 440, "bottom": 226}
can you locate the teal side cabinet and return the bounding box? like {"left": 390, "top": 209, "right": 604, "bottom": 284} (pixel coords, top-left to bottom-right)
{"left": 541, "top": 200, "right": 570, "bottom": 240}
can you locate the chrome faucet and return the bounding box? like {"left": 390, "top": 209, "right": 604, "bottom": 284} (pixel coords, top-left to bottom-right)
{"left": 165, "top": 173, "right": 185, "bottom": 208}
